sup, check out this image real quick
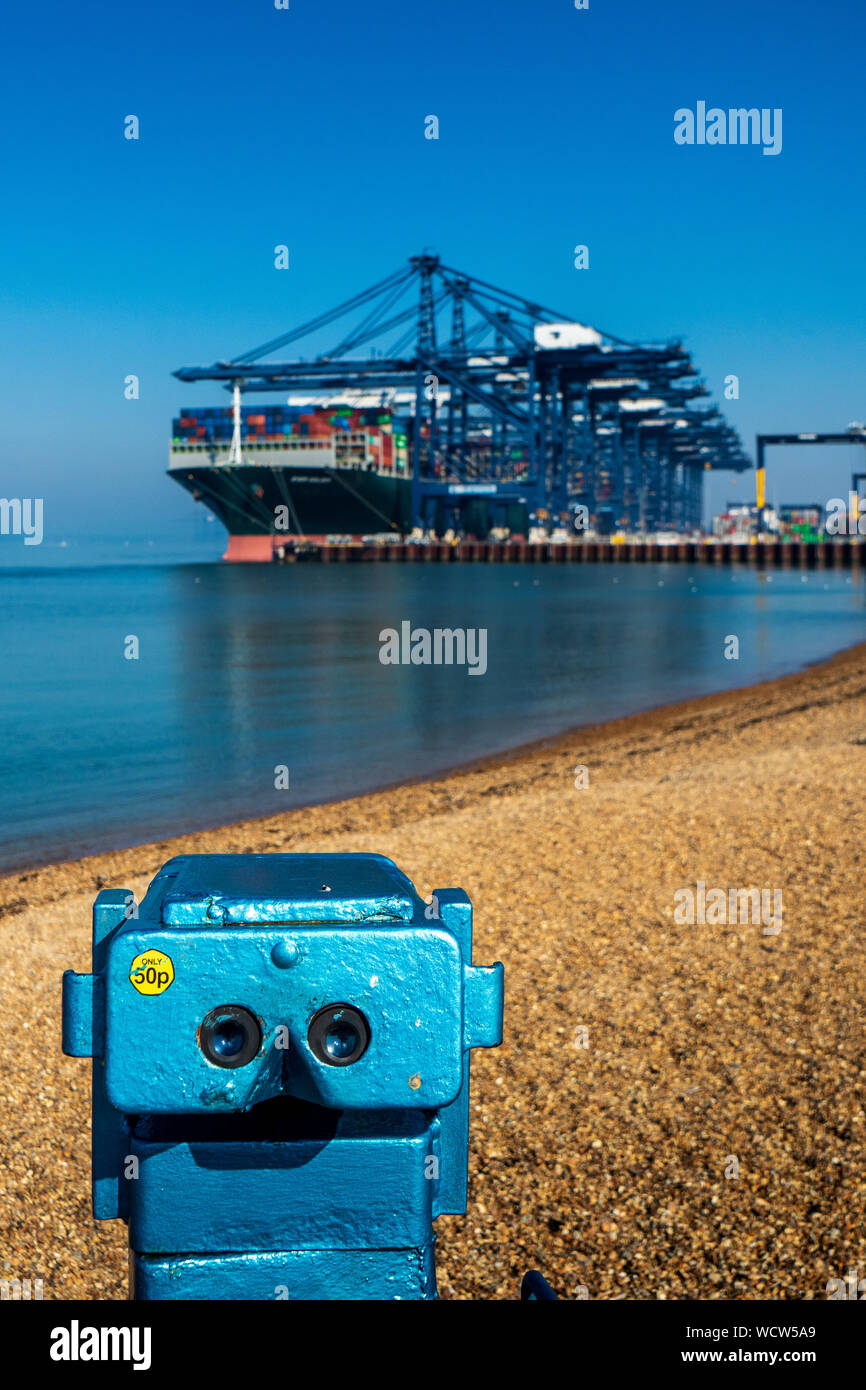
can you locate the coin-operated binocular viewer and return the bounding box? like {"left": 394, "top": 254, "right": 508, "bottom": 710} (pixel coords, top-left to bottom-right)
{"left": 62, "top": 853, "right": 504, "bottom": 1300}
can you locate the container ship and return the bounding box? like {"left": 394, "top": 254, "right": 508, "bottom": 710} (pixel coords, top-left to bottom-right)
{"left": 169, "top": 397, "right": 412, "bottom": 561}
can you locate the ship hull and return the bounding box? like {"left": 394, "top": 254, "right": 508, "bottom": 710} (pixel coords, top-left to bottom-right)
{"left": 169, "top": 460, "right": 413, "bottom": 559}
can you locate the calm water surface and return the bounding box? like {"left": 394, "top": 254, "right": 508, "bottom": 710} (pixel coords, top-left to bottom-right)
{"left": 0, "top": 562, "right": 863, "bottom": 871}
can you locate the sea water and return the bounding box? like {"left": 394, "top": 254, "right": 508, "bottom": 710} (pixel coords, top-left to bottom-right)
{"left": 0, "top": 561, "right": 862, "bottom": 871}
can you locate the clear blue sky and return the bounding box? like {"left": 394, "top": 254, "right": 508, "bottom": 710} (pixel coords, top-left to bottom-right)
{"left": 2, "top": 0, "right": 864, "bottom": 556}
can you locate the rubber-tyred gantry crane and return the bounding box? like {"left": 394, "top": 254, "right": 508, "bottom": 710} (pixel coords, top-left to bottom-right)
{"left": 755, "top": 428, "right": 866, "bottom": 527}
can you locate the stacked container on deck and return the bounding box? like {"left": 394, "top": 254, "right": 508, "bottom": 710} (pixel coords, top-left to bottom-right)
{"left": 172, "top": 405, "right": 409, "bottom": 473}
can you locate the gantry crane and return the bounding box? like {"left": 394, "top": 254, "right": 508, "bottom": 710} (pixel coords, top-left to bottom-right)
{"left": 175, "top": 254, "right": 750, "bottom": 534}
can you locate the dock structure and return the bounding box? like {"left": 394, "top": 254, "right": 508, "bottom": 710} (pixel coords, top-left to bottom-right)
{"left": 277, "top": 538, "right": 863, "bottom": 568}
{"left": 174, "top": 253, "right": 750, "bottom": 541}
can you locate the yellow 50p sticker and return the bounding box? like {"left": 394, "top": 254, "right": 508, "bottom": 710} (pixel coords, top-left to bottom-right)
{"left": 129, "top": 951, "right": 175, "bottom": 995}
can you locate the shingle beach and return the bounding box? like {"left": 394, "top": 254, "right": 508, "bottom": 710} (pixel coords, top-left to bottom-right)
{"left": 2, "top": 644, "right": 864, "bottom": 1300}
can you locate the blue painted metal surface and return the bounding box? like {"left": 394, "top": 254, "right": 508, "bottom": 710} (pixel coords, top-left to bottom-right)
{"left": 131, "top": 1247, "right": 437, "bottom": 1301}
{"left": 62, "top": 853, "right": 504, "bottom": 1300}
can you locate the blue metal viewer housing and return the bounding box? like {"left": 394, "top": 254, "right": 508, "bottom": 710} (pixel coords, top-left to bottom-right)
{"left": 61, "top": 853, "right": 504, "bottom": 1300}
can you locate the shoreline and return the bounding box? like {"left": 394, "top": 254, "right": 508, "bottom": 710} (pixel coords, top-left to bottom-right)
{"left": 6, "top": 637, "right": 866, "bottom": 1298}
{"left": 3, "top": 637, "right": 865, "bottom": 887}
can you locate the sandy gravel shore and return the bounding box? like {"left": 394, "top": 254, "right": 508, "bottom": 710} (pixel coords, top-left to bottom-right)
{"left": 2, "top": 644, "right": 865, "bottom": 1300}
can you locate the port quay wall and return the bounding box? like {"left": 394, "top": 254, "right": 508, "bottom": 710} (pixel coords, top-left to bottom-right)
{"left": 274, "top": 539, "right": 864, "bottom": 567}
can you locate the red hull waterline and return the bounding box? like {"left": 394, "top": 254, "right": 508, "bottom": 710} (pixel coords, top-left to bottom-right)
{"left": 223, "top": 534, "right": 276, "bottom": 562}
{"left": 222, "top": 534, "right": 369, "bottom": 562}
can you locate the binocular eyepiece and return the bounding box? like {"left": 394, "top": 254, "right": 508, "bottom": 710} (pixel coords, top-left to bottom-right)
{"left": 198, "top": 1002, "right": 371, "bottom": 1070}
{"left": 307, "top": 1003, "right": 371, "bottom": 1067}
{"left": 199, "top": 1005, "right": 262, "bottom": 1068}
